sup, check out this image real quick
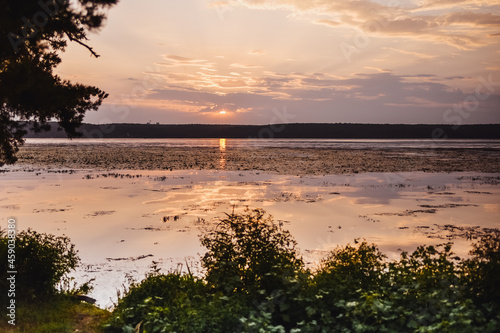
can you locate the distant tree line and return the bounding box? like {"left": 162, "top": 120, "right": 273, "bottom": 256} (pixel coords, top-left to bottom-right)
{"left": 25, "top": 122, "right": 500, "bottom": 139}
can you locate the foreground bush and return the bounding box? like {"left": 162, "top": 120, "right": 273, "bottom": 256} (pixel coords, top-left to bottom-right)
{"left": 308, "top": 242, "right": 497, "bottom": 332}
{"left": 201, "top": 209, "right": 307, "bottom": 330}
{"left": 107, "top": 210, "right": 500, "bottom": 332}
{"left": 462, "top": 230, "right": 500, "bottom": 312}
{"left": 105, "top": 272, "right": 250, "bottom": 332}
{"left": 0, "top": 228, "right": 80, "bottom": 301}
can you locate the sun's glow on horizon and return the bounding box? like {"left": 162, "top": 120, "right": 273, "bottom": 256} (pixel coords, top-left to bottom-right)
{"left": 219, "top": 110, "right": 227, "bottom": 115}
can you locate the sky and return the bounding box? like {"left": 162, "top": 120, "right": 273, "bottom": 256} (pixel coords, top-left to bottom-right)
{"left": 57, "top": 0, "right": 500, "bottom": 125}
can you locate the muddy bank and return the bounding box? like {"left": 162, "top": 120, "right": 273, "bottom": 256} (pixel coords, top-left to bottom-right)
{"left": 16, "top": 145, "right": 500, "bottom": 174}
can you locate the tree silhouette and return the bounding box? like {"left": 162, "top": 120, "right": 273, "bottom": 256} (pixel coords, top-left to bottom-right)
{"left": 0, "top": 0, "right": 118, "bottom": 166}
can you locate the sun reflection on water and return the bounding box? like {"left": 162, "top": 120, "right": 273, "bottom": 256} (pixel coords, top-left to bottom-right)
{"left": 219, "top": 138, "right": 226, "bottom": 170}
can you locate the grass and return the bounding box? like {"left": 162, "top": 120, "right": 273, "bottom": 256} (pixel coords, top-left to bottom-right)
{"left": 0, "top": 295, "right": 110, "bottom": 333}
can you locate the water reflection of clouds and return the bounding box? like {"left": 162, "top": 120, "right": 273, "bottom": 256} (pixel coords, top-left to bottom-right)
{"left": 144, "top": 182, "right": 268, "bottom": 216}
{"left": 484, "top": 204, "right": 499, "bottom": 213}
{"left": 346, "top": 188, "right": 403, "bottom": 205}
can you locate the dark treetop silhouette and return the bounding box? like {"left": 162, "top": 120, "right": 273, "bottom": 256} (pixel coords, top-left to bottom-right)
{"left": 0, "top": 0, "right": 118, "bottom": 166}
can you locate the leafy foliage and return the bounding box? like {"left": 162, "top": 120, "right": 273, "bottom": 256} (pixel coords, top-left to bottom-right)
{"left": 0, "top": 228, "right": 80, "bottom": 300}
{"left": 0, "top": 0, "right": 117, "bottom": 165}
{"left": 107, "top": 210, "right": 500, "bottom": 332}
{"left": 105, "top": 272, "right": 247, "bottom": 333}
{"left": 201, "top": 209, "right": 308, "bottom": 330}
{"left": 307, "top": 243, "right": 495, "bottom": 333}
{"left": 461, "top": 229, "right": 500, "bottom": 314}
{"left": 314, "top": 241, "right": 386, "bottom": 297}
{"left": 201, "top": 209, "right": 305, "bottom": 297}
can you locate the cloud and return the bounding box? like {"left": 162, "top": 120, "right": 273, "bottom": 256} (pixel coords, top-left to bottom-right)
{"left": 221, "top": 0, "right": 500, "bottom": 50}
{"left": 217, "top": 79, "right": 248, "bottom": 88}
{"left": 164, "top": 55, "right": 207, "bottom": 63}
{"left": 248, "top": 49, "right": 265, "bottom": 55}
{"left": 363, "top": 66, "right": 392, "bottom": 73}
{"left": 400, "top": 74, "right": 436, "bottom": 78}
{"left": 101, "top": 65, "right": 500, "bottom": 124}
{"left": 315, "top": 19, "right": 341, "bottom": 27}
{"left": 230, "top": 63, "right": 263, "bottom": 69}
{"left": 158, "top": 55, "right": 218, "bottom": 76}
{"left": 124, "top": 46, "right": 499, "bottom": 124}
{"left": 416, "top": 0, "right": 497, "bottom": 11}
{"left": 142, "top": 69, "right": 480, "bottom": 112}
{"left": 439, "top": 12, "right": 500, "bottom": 26}
{"left": 382, "top": 47, "right": 437, "bottom": 59}
{"left": 444, "top": 76, "right": 467, "bottom": 80}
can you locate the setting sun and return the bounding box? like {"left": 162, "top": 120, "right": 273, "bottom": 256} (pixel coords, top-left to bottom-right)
{"left": 219, "top": 110, "right": 227, "bottom": 115}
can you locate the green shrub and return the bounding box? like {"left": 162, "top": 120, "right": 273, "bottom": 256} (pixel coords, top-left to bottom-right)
{"left": 309, "top": 241, "right": 499, "bottom": 332}
{"left": 201, "top": 209, "right": 305, "bottom": 298}
{"left": 0, "top": 228, "right": 80, "bottom": 301}
{"left": 314, "top": 241, "right": 386, "bottom": 296}
{"left": 201, "top": 209, "right": 308, "bottom": 329}
{"left": 105, "top": 272, "right": 247, "bottom": 332}
{"left": 461, "top": 230, "right": 500, "bottom": 315}
{"left": 354, "top": 243, "right": 488, "bottom": 333}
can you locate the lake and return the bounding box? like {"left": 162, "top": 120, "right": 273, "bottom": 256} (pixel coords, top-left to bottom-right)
{"left": 2, "top": 138, "right": 499, "bottom": 308}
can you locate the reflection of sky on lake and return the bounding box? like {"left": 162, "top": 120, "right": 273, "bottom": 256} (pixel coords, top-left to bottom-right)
{"left": 1, "top": 169, "right": 499, "bottom": 308}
